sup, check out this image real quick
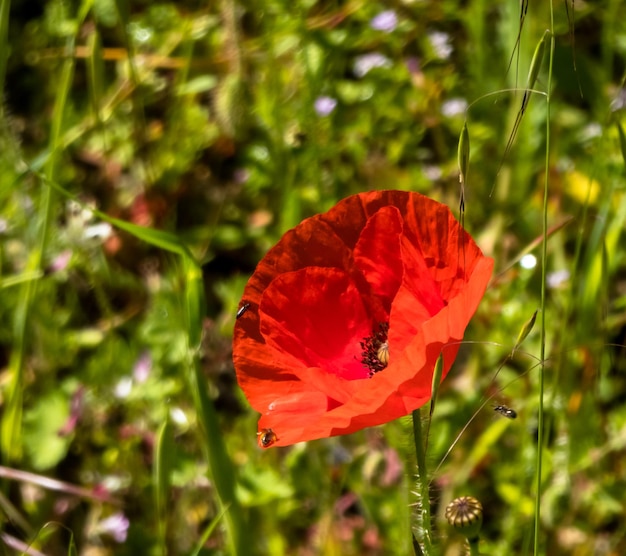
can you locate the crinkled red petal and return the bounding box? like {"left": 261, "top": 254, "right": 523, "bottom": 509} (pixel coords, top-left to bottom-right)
{"left": 352, "top": 206, "right": 403, "bottom": 311}
{"left": 259, "top": 267, "right": 372, "bottom": 381}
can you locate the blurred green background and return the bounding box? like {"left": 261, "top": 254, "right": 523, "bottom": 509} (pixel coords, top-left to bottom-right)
{"left": 1, "top": 0, "right": 626, "bottom": 554}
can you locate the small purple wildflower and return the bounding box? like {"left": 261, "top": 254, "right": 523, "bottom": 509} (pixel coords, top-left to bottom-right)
{"left": 370, "top": 10, "right": 398, "bottom": 33}
{"left": 353, "top": 53, "right": 392, "bottom": 78}
{"left": 49, "top": 250, "right": 72, "bottom": 273}
{"left": 314, "top": 96, "right": 338, "bottom": 116}
{"left": 133, "top": 351, "right": 152, "bottom": 383}
{"left": 405, "top": 57, "right": 421, "bottom": 76}
{"left": 98, "top": 512, "right": 130, "bottom": 543}
{"left": 58, "top": 386, "right": 85, "bottom": 436}
{"left": 233, "top": 168, "right": 250, "bottom": 184}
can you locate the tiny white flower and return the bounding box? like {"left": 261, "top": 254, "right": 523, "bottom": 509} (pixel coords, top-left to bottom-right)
{"left": 428, "top": 31, "right": 453, "bottom": 59}
{"left": 354, "top": 53, "right": 392, "bottom": 78}
{"left": 547, "top": 269, "right": 570, "bottom": 289}
{"left": 114, "top": 377, "right": 133, "bottom": 399}
{"left": 520, "top": 254, "right": 537, "bottom": 269}
{"left": 441, "top": 98, "right": 468, "bottom": 117}
{"left": 84, "top": 222, "right": 113, "bottom": 241}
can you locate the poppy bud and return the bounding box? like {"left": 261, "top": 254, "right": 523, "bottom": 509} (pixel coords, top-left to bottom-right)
{"left": 445, "top": 496, "right": 483, "bottom": 541}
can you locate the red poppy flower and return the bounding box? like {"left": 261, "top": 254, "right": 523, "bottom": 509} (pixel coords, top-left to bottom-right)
{"left": 233, "top": 190, "right": 493, "bottom": 447}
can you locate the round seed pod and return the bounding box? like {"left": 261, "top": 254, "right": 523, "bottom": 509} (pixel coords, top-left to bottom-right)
{"left": 445, "top": 496, "right": 483, "bottom": 541}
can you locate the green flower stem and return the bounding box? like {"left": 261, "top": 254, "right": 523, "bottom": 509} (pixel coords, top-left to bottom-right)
{"left": 468, "top": 537, "right": 480, "bottom": 556}
{"left": 412, "top": 408, "right": 433, "bottom": 555}
{"left": 412, "top": 533, "right": 425, "bottom": 556}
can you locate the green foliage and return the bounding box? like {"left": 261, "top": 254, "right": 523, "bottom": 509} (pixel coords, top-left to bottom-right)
{"left": 1, "top": 0, "right": 626, "bottom": 554}
{"left": 23, "top": 389, "right": 72, "bottom": 470}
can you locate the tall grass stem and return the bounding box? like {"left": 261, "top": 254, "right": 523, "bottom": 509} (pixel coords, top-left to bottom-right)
{"left": 535, "top": 8, "right": 556, "bottom": 555}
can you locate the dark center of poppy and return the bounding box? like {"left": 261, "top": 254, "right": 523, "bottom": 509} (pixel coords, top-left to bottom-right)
{"left": 360, "top": 322, "right": 389, "bottom": 377}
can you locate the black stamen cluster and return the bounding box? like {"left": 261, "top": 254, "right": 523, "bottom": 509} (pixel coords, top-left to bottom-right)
{"left": 360, "top": 322, "right": 390, "bottom": 377}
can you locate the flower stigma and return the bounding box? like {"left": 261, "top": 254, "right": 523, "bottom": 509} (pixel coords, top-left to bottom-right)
{"left": 360, "top": 322, "right": 390, "bottom": 377}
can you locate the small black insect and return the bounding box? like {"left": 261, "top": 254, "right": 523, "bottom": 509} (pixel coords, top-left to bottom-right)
{"left": 236, "top": 302, "right": 250, "bottom": 319}
{"left": 257, "top": 428, "right": 277, "bottom": 448}
{"left": 494, "top": 405, "right": 517, "bottom": 419}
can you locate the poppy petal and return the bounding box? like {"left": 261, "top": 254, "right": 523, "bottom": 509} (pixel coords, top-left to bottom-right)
{"left": 259, "top": 267, "right": 372, "bottom": 381}
{"left": 352, "top": 206, "right": 403, "bottom": 308}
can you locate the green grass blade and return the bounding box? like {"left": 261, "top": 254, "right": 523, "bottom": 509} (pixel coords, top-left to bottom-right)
{"left": 188, "top": 354, "right": 248, "bottom": 556}
{"left": 505, "top": 0, "right": 528, "bottom": 80}
{"left": 1, "top": 0, "right": 95, "bottom": 462}
{"left": 525, "top": 30, "right": 550, "bottom": 97}
{"left": 617, "top": 122, "right": 626, "bottom": 169}
{"left": 181, "top": 255, "right": 248, "bottom": 556}
{"left": 154, "top": 419, "right": 174, "bottom": 551}
{"left": 494, "top": 29, "right": 550, "bottom": 195}
{"left": 102, "top": 215, "right": 196, "bottom": 260}
{"left": 458, "top": 121, "right": 470, "bottom": 218}
{"left": 1, "top": 31, "right": 76, "bottom": 461}
{"left": 429, "top": 353, "right": 444, "bottom": 419}
{"left": 38, "top": 174, "right": 197, "bottom": 260}
{"left": 0, "top": 271, "right": 44, "bottom": 289}
{"left": 512, "top": 309, "right": 538, "bottom": 354}
{"left": 86, "top": 27, "right": 107, "bottom": 147}
{"left": 190, "top": 503, "right": 231, "bottom": 556}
